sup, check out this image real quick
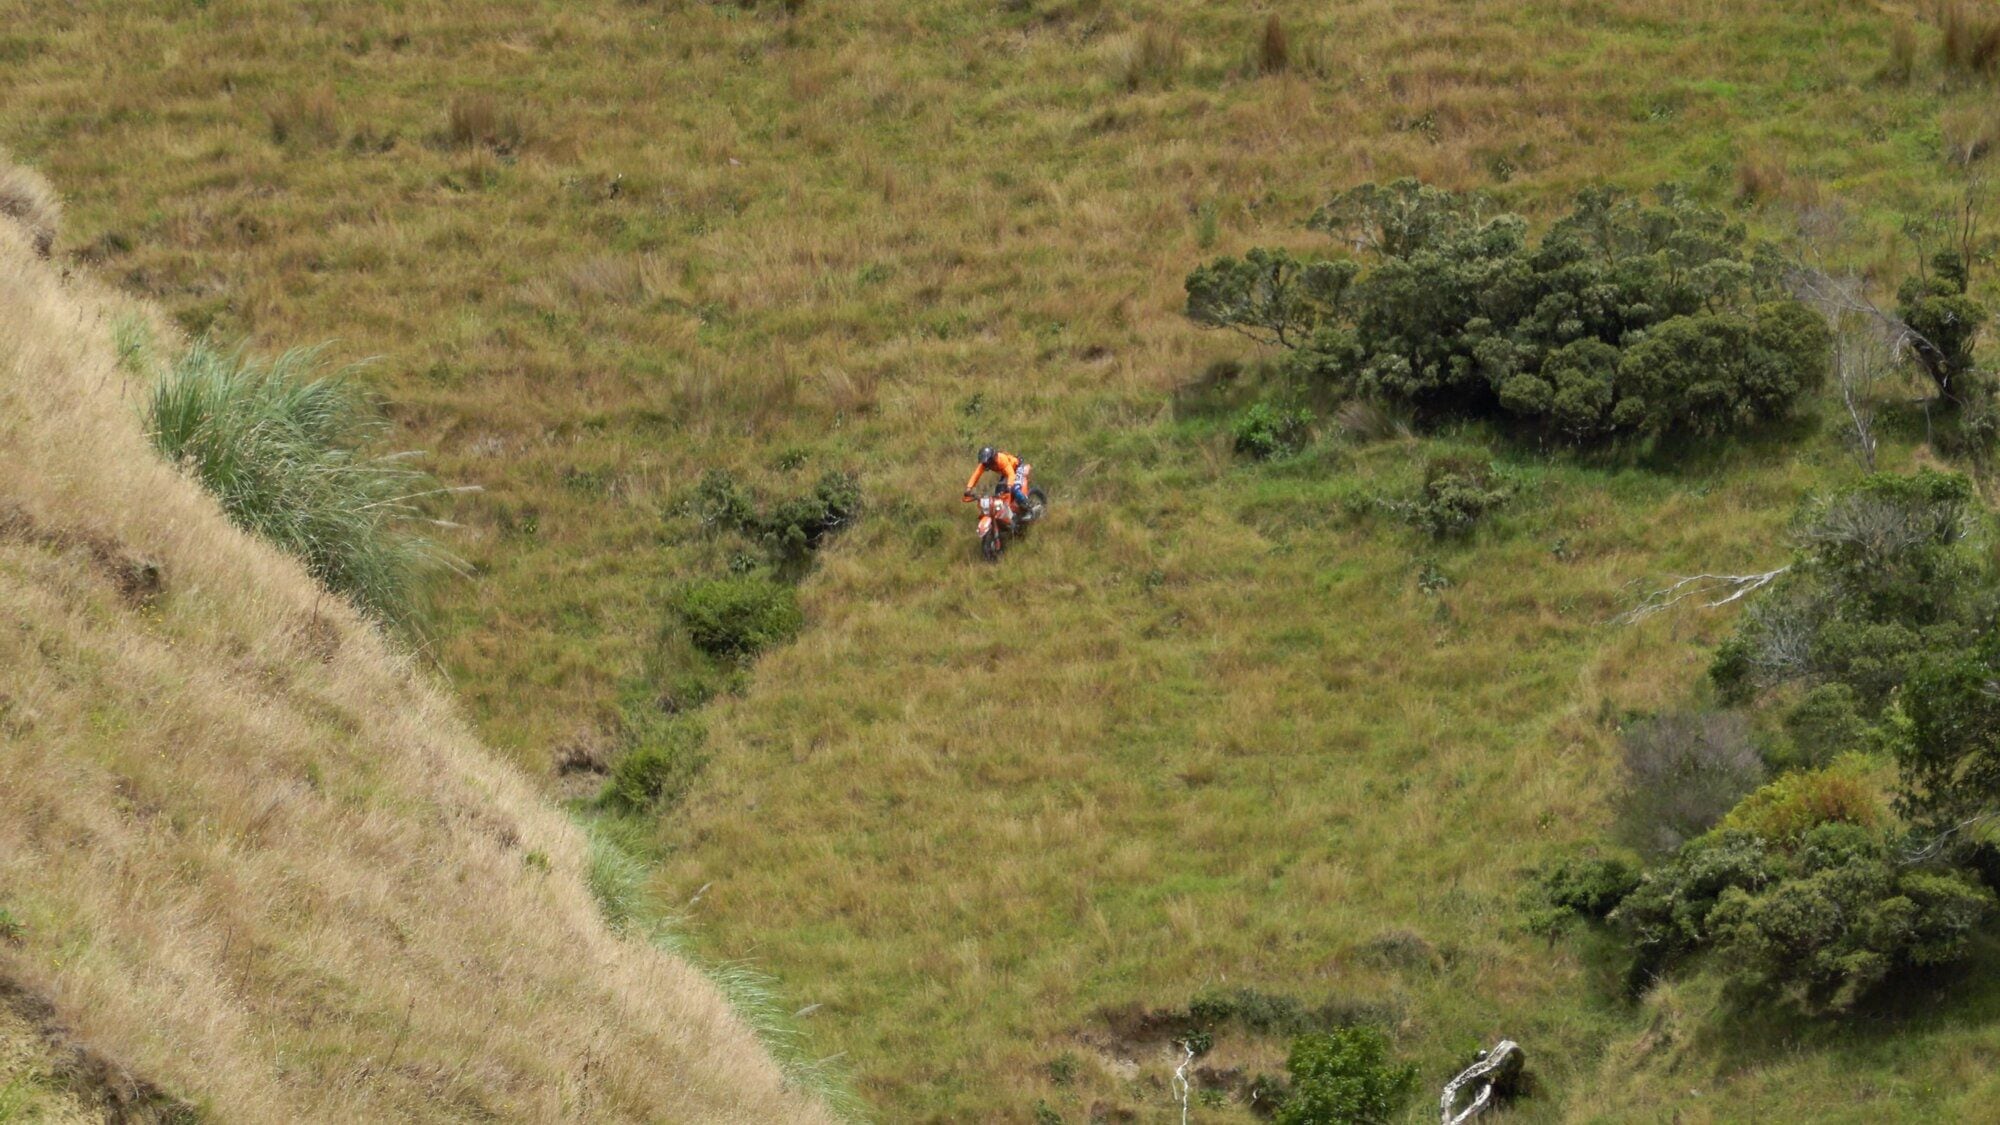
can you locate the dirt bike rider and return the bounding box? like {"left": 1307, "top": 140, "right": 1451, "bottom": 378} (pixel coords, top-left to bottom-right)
{"left": 963, "top": 445, "right": 1030, "bottom": 521}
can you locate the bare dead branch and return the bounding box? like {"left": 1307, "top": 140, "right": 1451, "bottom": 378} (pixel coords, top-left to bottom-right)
{"left": 1612, "top": 566, "right": 1790, "bottom": 625}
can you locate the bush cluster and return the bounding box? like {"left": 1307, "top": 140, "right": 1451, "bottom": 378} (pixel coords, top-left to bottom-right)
{"left": 1274, "top": 1026, "right": 1417, "bottom": 1125}
{"left": 1185, "top": 180, "right": 1829, "bottom": 444}
{"left": 605, "top": 716, "right": 709, "bottom": 812}
{"left": 1413, "top": 456, "right": 1511, "bottom": 539}
{"left": 690, "top": 467, "right": 861, "bottom": 567}
{"left": 1232, "top": 400, "right": 1313, "bottom": 459}
{"left": 1524, "top": 855, "right": 1639, "bottom": 936}
{"left": 673, "top": 576, "right": 803, "bottom": 658}
{"left": 1616, "top": 819, "right": 1992, "bottom": 1013}
{"left": 1542, "top": 471, "right": 2000, "bottom": 1016}
{"left": 148, "top": 341, "right": 455, "bottom": 633}
{"left": 1712, "top": 470, "right": 1983, "bottom": 712}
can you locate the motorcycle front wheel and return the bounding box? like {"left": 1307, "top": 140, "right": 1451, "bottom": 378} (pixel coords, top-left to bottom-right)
{"left": 980, "top": 527, "right": 1005, "bottom": 562}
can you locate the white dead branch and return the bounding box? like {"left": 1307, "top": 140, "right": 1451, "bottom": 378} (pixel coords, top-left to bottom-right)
{"left": 1613, "top": 567, "right": 1790, "bottom": 625}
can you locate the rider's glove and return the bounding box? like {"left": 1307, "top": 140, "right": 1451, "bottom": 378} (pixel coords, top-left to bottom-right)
{"left": 962, "top": 489, "right": 974, "bottom": 501}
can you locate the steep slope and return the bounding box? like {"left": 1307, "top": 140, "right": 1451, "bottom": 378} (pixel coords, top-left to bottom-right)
{"left": 0, "top": 182, "right": 826, "bottom": 1120}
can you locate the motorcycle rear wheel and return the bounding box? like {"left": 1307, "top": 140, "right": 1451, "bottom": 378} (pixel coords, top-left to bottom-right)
{"left": 1025, "top": 488, "right": 1048, "bottom": 524}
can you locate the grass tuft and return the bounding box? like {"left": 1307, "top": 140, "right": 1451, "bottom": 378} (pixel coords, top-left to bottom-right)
{"left": 444, "top": 93, "right": 532, "bottom": 155}
{"left": 147, "top": 341, "right": 461, "bottom": 634}
{"left": 1257, "top": 13, "right": 1290, "bottom": 76}
{"left": 0, "top": 156, "right": 59, "bottom": 257}
{"left": 1885, "top": 19, "right": 1919, "bottom": 83}
{"left": 1113, "top": 24, "right": 1185, "bottom": 91}
{"left": 1939, "top": 1, "right": 2000, "bottom": 80}
{"left": 266, "top": 87, "right": 341, "bottom": 148}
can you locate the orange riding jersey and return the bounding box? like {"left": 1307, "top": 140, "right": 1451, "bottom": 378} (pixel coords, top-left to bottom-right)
{"left": 966, "top": 451, "right": 1022, "bottom": 493}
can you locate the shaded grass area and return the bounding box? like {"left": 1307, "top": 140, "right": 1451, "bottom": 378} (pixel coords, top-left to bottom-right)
{"left": 9, "top": 0, "right": 2000, "bottom": 1118}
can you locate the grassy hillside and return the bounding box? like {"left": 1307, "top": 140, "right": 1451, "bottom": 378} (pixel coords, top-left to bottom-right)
{"left": 8, "top": 0, "right": 2000, "bottom": 1120}
{"left": 0, "top": 168, "right": 827, "bottom": 1120}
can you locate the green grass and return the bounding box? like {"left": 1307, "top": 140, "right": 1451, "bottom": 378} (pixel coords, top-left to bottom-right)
{"left": 11, "top": 0, "right": 2000, "bottom": 1118}
{"left": 148, "top": 340, "right": 460, "bottom": 633}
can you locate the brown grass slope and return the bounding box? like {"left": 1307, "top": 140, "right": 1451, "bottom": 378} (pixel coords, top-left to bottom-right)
{"left": 0, "top": 174, "right": 828, "bottom": 1122}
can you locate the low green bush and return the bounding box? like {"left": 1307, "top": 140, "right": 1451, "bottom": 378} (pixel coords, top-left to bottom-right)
{"left": 604, "top": 717, "right": 709, "bottom": 812}
{"left": 1233, "top": 401, "right": 1314, "bottom": 459}
{"left": 1615, "top": 815, "right": 1994, "bottom": 1012}
{"left": 1274, "top": 1026, "right": 1417, "bottom": 1125}
{"left": 673, "top": 576, "right": 803, "bottom": 657}
{"left": 148, "top": 341, "right": 456, "bottom": 633}
{"left": 761, "top": 470, "right": 862, "bottom": 562}
{"left": 1523, "top": 855, "right": 1640, "bottom": 936}
{"left": 1773, "top": 684, "right": 1871, "bottom": 773}
{"left": 1414, "top": 456, "right": 1510, "bottom": 539}
{"left": 686, "top": 467, "right": 861, "bottom": 565}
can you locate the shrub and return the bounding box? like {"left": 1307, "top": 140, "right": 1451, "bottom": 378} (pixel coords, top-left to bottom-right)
{"left": 1775, "top": 683, "right": 1871, "bottom": 772}
{"left": 1897, "top": 641, "right": 2000, "bottom": 832}
{"left": 673, "top": 576, "right": 803, "bottom": 657}
{"left": 1711, "top": 470, "right": 1982, "bottom": 709}
{"left": 1707, "top": 824, "right": 1994, "bottom": 1013}
{"left": 1274, "top": 1026, "right": 1417, "bottom": 1125}
{"left": 686, "top": 467, "right": 860, "bottom": 564}
{"left": 1185, "top": 182, "right": 1828, "bottom": 445}
{"left": 0, "top": 156, "right": 60, "bottom": 257}
{"left": 760, "top": 470, "right": 862, "bottom": 562}
{"left": 1617, "top": 710, "right": 1763, "bottom": 856}
{"left": 1895, "top": 251, "right": 1986, "bottom": 398}
{"left": 1615, "top": 829, "right": 1775, "bottom": 983}
{"left": 1413, "top": 456, "right": 1510, "bottom": 539}
{"left": 604, "top": 717, "right": 709, "bottom": 811}
{"left": 1233, "top": 401, "right": 1313, "bottom": 459}
{"left": 148, "top": 341, "right": 456, "bottom": 633}
{"left": 1616, "top": 813, "right": 1993, "bottom": 1012}
{"left": 1524, "top": 855, "right": 1640, "bottom": 935}
{"left": 1720, "top": 761, "right": 1884, "bottom": 842}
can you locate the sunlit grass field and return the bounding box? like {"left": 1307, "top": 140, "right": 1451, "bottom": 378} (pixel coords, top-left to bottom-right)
{"left": 11, "top": 0, "right": 2000, "bottom": 1118}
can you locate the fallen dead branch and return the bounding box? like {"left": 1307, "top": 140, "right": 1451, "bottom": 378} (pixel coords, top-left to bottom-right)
{"left": 1612, "top": 567, "right": 1790, "bottom": 625}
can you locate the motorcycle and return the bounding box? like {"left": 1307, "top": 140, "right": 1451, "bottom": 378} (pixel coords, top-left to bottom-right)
{"left": 965, "top": 463, "right": 1047, "bottom": 562}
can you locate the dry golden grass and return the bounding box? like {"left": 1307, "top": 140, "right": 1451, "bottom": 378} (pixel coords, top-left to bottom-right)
{"left": 0, "top": 201, "right": 826, "bottom": 1120}
{"left": 0, "top": 150, "right": 58, "bottom": 258}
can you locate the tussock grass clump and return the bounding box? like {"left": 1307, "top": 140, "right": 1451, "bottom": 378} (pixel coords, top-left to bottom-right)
{"left": 1884, "top": 20, "right": 1919, "bottom": 83}
{"left": 1941, "top": 103, "right": 2000, "bottom": 163}
{"left": 1735, "top": 152, "right": 1792, "bottom": 202}
{"left": 266, "top": 87, "right": 340, "bottom": 147}
{"left": 148, "top": 342, "right": 458, "bottom": 633}
{"left": 445, "top": 93, "right": 532, "bottom": 154}
{"left": 1113, "top": 24, "right": 1185, "bottom": 91}
{"left": 1939, "top": 2, "right": 2000, "bottom": 80}
{"left": 1257, "top": 14, "right": 1290, "bottom": 75}
{"left": 0, "top": 157, "right": 59, "bottom": 257}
